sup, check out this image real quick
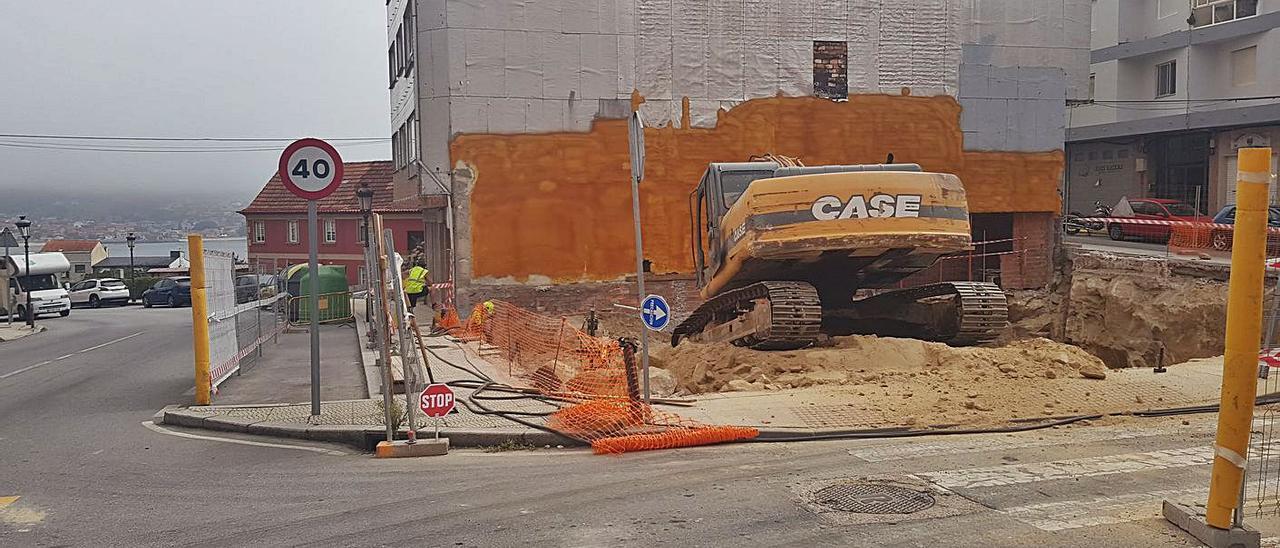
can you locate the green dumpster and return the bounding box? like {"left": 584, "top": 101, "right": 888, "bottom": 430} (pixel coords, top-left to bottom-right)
{"left": 286, "top": 265, "right": 352, "bottom": 323}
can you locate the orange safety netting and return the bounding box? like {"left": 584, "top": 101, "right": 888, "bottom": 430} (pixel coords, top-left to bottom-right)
{"left": 446, "top": 300, "right": 759, "bottom": 454}
{"left": 1168, "top": 222, "right": 1280, "bottom": 259}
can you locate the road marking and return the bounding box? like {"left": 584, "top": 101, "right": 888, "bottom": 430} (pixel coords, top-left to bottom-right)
{"left": 0, "top": 361, "right": 51, "bottom": 380}
{"left": 919, "top": 447, "right": 1212, "bottom": 489}
{"left": 850, "top": 423, "right": 1205, "bottom": 463}
{"left": 999, "top": 482, "right": 1280, "bottom": 532}
{"left": 0, "top": 496, "right": 18, "bottom": 509}
{"left": 140, "top": 421, "right": 348, "bottom": 456}
{"left": 0, "top": 331, "right": 144, "bottom": 380}
{"left": 77, "top": 331, "right": 144, "bottom": 353}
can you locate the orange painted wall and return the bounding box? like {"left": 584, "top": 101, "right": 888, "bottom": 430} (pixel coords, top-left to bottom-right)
{"left": 452, "top": 94, "right": 1063, "bottom": 282}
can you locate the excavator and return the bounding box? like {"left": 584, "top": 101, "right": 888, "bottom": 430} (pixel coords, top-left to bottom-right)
{"left": 671, "top": 159, "right": 1008, "bottom": 350}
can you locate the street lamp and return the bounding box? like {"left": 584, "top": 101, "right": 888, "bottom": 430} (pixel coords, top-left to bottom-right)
{"left": 356, "top": 183, "right": 375, "bottom": 244}
{"left": 126, "top": 232, "right": 137, "bottom": 303}
{"left": 14, "top": 216, "right": 32, "bottom": 328}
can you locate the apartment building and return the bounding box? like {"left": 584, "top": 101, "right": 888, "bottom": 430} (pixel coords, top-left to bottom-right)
{"left": 388, "top": 0, "right": 1090, "bottom": 310}
{"left": 1067, "top": 0, "right": 1280, "bottom": 215}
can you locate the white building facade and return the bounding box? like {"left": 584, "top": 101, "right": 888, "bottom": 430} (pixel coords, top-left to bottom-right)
{"left": 1067, "top": 0, "right": 1280, "bottom": 215}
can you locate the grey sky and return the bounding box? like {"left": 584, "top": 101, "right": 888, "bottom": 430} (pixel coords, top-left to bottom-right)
{"left": 0, "top": 1, "right": 390, "bottom": 199}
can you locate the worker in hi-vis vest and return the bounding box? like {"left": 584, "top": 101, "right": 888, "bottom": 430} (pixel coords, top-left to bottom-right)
{"left": 404, "top": 259, "right": 430, "bottom": 309}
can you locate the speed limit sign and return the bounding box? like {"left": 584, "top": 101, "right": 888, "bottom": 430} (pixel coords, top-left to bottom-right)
{"left": 278, "top": 138, "right": 344, "bottom": 200}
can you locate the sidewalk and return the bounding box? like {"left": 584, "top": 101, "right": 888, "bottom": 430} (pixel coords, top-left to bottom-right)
{"left": 0, "top": 323, "right": 45, "bottom": 342}
{"left": 159, "top": 299, "right": 1251, "bottom": 452}
{"left": 212, "top": 324, "right": 367, "bottom": 405}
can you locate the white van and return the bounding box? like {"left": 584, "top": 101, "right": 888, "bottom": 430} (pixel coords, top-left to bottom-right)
{"left": 1, "top": 252, "right": 72, "bottom": 320}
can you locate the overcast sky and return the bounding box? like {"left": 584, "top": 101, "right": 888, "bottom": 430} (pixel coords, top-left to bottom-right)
{"left": 0, "top": 1, "right": 390, "bottom": 200}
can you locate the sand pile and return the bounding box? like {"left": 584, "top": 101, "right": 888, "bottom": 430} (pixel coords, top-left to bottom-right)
{"left": 1009, "top": 253, "right": 1230, "bottom": 369}
{"left": 651, "top": 335, "right": 1108, "bottom": 395}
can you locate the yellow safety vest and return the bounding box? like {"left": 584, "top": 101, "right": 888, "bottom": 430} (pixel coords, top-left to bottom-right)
{"left": 405, "top": 266, "right": 428, "bottom": 294}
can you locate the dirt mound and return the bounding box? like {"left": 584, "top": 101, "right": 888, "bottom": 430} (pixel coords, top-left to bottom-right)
{"left": 652, "top": 335, "right": 1107, "bottom": 395}
{"left": 1010, "top": 252, "right": 1230, "bottom": 369}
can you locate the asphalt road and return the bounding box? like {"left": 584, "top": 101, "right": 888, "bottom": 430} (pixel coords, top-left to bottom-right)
{"left": 0, "top": 306, "right": 1269, "bottom": 547}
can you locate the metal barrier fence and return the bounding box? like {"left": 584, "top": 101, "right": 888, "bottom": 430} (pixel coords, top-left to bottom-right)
{"left": 285, "top": 292, "right": 354, "bottom": 329}
{"left": 189, "top": 236, "right": 287, "bottom": 402}
{"left": 1252, "top": 272, "right": 1280, "bottom": 516}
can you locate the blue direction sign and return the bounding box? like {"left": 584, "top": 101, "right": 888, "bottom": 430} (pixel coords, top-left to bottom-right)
{"left": 641, "top": 294, "right": 670, "bottom": 331}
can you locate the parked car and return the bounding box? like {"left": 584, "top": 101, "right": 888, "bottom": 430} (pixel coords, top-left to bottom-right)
{"left": 1207, "top": 205, "right": 1280, "bottom": 251}
{"left": 68, "top": 278, "right": 131, "bottom": 308}
{"left": 235, "top": 274, "right": 279, "bottom": 305}
{"left": 142, "top": 276, "right": 191, "bottom": 308}
{"left": 1107, "top": 199, "right": 1201, "bottom": 242}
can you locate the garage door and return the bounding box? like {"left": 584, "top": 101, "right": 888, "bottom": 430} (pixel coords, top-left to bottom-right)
{"left": 1224, "top": 154, "right": 1280, "bottom": 206}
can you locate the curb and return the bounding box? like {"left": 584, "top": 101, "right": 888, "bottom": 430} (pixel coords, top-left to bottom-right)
{"left": 158, "top": 407, "right": 580, "bottom": 451}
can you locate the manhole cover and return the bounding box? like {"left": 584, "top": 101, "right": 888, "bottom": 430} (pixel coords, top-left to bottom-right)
{"left": 811, "top": 483, "right": 936, "bottom": 514}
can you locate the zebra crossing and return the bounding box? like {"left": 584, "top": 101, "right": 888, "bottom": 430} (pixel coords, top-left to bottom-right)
{"left": 846, "top": 415, "right": 1280, "bottom": 537}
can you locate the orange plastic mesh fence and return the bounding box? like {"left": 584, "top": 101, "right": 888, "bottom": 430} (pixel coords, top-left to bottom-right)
{"left": 1168, "top": 223, "right": 1280, "bottom": 259}
{"left": 449, "top": 300, "right": 759, "bottom": 454}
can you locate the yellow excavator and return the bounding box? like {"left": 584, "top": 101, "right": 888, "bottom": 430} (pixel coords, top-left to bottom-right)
{"left": 671, "top": 160, "right": 1008, "bottom": 350}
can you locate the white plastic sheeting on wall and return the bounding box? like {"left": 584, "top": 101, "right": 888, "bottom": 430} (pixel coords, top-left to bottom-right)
{"left": 411, "top": 0, "right": 1088, "bottom": 137}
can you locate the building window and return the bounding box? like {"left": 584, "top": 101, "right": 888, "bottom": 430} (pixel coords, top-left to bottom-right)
{"left": 324, "top": 219, "right": 337, "bottom": 243}
{"left": 1087, "top": 73, "right": 1096, "bottom": 100}
{"left": 358, "top": 266, "right": 368, "bottom": 287}
{"left": 388, "top": 43, "right": 397, "bottom": 88}
{"left": 74, "top": 264, "right": 85, "bottom": 274}
{"left": 254, "top": 221, "right": 265, "bottom": 243}
{"left": 288, "top": 221, "right": 299, "bottom": 244}
{"left": 1192, "top": 0, "right": 1258, "bottom": 27}
{"left": 813, "top": 41, "right": 849, "bottom": 100}
{"left": 408, "top": 111, "right": 419, "bottom": 164}
{"left": 1232, "top": 46, "right": 1257, "bottom": 87}
{"left": 1156, "top": 61, "right": 1176, "bottom": 98}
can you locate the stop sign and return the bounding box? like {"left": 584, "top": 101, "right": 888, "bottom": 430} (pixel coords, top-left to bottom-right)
{"left": 419, "top": 384, "right": 456, "bottom": 418}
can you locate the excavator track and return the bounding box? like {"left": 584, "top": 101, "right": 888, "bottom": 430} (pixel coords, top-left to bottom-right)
{"left": 672, "top": 281, "right": 823, "bottom": 350}
{"left": 839, "top": 281, "right": 1009, "bottom": 345}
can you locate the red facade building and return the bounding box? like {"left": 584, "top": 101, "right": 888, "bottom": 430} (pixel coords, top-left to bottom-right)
{"left": 239, "top": 161, "right": 424, "bottom": 286}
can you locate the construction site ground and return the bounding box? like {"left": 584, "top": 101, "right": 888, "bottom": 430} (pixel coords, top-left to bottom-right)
{"left": 160, "top": 315, "right": 1257, "bottom": 450}
{"left": 161, "top": 249, "right": 1268, "bottom": 453}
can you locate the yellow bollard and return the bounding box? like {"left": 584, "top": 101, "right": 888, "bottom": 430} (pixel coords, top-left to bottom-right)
{"left": 1207, "top": 147, "right": 1273, "bottom": 528}
{"left": 188, "top": 235, "right": 212, "bottom": 405}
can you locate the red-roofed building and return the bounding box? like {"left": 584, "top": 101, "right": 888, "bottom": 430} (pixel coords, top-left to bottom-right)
{"left": 39, "top": 239, "right": 106, "bottom": 281}
{"left": 238, "top": 160, "right": 426, "bottom": 286}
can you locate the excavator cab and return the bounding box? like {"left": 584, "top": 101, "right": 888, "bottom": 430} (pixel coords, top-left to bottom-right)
{"left": 689, "top": 163, "right": 778, "bottom": 288}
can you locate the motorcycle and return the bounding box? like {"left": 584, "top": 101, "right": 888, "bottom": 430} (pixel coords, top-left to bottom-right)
{"left": 1093, "top": 200, "right": 1113, "bottom": 218}
{"left": 1063, "top": 203, "right": 1108, "bottom": 235}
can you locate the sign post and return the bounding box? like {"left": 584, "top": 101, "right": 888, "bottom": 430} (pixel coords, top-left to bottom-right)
{"left": 0, "top": 228, "right": 15, "bottom": 328}
{"left": 626, "top": 111, "right": 652, "bottom": 404}
{"left": 278, "top": 138, "right": 344, "bottom": 417}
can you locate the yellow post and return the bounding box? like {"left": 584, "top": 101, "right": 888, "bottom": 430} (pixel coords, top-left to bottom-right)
{"left": 1207, "top": 147, "right": 1273, "bottom": 528}
{"left": 188, "top": 234, "right": 212, "bottom": 405}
